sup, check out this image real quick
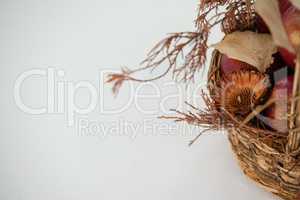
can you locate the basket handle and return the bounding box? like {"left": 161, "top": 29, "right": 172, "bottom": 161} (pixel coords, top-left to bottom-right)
{"left": 287, "top": 52, "right": 300, "bottom": 154}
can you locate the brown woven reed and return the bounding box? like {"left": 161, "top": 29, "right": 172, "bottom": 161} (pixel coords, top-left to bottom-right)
{"left": 208, "top": 50, "right": 300, "bottom": 200}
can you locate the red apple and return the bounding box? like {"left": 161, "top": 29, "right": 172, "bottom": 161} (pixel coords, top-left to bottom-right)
{"left": 279, "top": 0, "right": 293, "bottom": 14}
{"left": 278, "top": 1, "right": 299, "bottom": 68}
{"left": 263, "top": 75, "right": 294, "bottom": 134}
{"left": 267, "top": 52, "right": 288, "bottom": 73}
{"left": 279, "top": 47, "right": 296, "bottom": 67}
{"left": 220, "top": 54, "right": 254, "bottom": 75}
{"left": 256, "top": 15, "right": 270, "bottom": 33}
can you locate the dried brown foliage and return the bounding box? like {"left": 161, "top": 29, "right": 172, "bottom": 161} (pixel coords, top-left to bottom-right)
{"left": 160, "top": 91, "right": 287, "bottom": 150}
{"left": 107, "top": 0, "right": 281, "bottom": 147}
{"left": 107, "top": 0, "right": 256, "bottom": 94}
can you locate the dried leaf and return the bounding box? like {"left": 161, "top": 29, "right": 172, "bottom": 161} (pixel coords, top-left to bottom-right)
{"left": 212, "top": 31, "right": 277, "bottom": 72}
{"left": 290, "top": 0, "right": 300, "bottom": 10}
{"left": 255, "top": 0, "right": 295, "bottom": 53}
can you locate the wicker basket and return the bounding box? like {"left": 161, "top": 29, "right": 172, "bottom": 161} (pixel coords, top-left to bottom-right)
{"left": 108, "top": 0, "right": 300, "bottom": 199}
{"left": 208, "top": 50, "right": 300, "bottom": 200}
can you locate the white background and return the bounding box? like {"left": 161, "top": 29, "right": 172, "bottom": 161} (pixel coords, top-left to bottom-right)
{"left": 0, "top": 0, "right": 279, "bottom": 199}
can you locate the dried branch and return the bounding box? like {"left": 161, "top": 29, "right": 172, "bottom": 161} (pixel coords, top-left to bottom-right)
{"left": 160, "top": 91, "right": 288, "bottom": 148}
{"left": 108, "top": 0, "right": 256, "bottom": 94}
{"left": 107, "top": 31, "right": 205, "bottom": 94}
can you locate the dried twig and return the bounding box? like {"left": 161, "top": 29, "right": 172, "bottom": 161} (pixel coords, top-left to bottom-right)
{"left": 107, "top": 0, "right": 256, "bottom": 94}
{"left": 159, "top": 91, "right": 285, "bottom": 147}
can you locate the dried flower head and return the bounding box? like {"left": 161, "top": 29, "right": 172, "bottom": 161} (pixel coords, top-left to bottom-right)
{"left": 216, "top": 70, "right": 271, "bottom": 116}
